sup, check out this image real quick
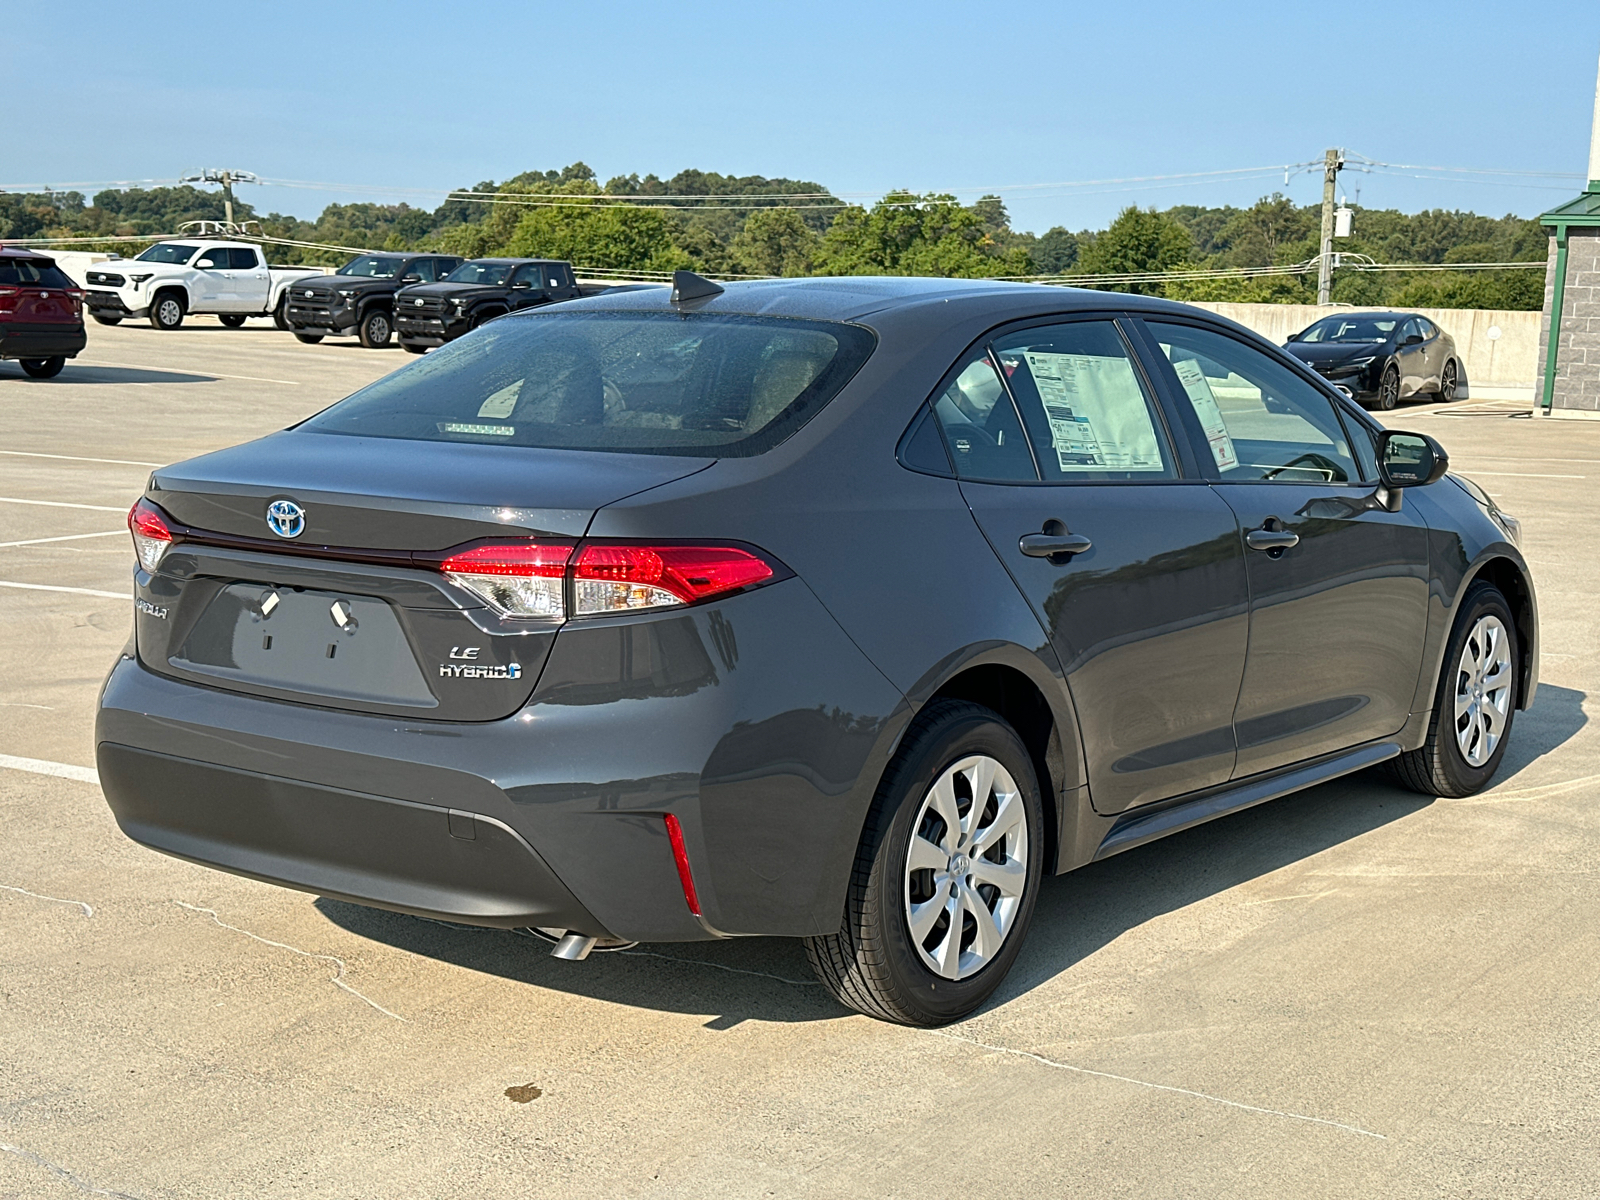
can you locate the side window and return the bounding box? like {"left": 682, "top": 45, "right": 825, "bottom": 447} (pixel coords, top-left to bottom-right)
{"left": 992, "top": 320, "right": 1175, "bottom": 480}
{"left": 1147, "top": 322, "right": 1359, "bottom": 484}
{"left": 511, "top": 263, "right": 544, "bottom": 289}
{"left": 434, "top": 258, "right": 459, "bottom": 280}
{"left": 229, "top": 248, "right": 260, "bottom": 269}
{"left": 1344, "top": 408, "right": 1379, "bottom": 481}
{"left": 1401, "top": 317, "right": 1422, "bottom": 343}
{"left": 1418, "top": 317, "right": 1437, "bottom": 340}
{"left": 195, "top": 249, "right": 223, "bottom": 269}
{"left": 405, "top": 260, "right": 434, "bottom": 283}
{"left": 926, "top": 348, "right": 1037, "bottom": 482}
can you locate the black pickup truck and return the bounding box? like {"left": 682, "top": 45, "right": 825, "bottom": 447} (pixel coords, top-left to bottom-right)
{"left": 285, "top": 252, "right": 463, "bottom": 348}
{"left": 394, "top": 258, "right": 582, "bottom": 352}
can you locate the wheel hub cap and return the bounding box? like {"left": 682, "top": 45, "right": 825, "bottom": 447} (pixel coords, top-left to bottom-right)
{"left": 903, "top": 755, "right": 1028, "bottom": 981}
{"left": 1454, "top": 614, "right": 1513, "bottom": 768}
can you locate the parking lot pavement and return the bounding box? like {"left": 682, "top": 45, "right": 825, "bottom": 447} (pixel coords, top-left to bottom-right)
{"left": 2, "top": 331, "right": 1598, "bottom": 1198}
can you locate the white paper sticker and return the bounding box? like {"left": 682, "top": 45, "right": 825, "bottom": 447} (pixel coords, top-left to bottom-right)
{"left": 477, "top": 381, "right": 522, "bottom": 419}
{"left": 1023, "top": 351, "right": 1165, "bottom": 472}
{"left": 1171, "top": 358, "right": 1238, "bottom": 472}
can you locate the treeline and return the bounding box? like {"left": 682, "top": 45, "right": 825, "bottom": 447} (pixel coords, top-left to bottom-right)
{"left": 0, "top": 164, "right": 1551, "bottom": 309}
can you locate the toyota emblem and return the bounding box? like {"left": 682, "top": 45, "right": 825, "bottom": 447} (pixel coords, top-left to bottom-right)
{"left": 265, "top": 499, "right": 306, "bottom": 539}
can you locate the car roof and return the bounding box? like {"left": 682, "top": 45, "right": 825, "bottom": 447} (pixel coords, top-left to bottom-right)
{"left": 463, "top": 257, "right": 566, "bottom": 265}
{"left": 0, "top": 247, "right": 57, "bottom": 263}
{"left": 543, "top": 275, "right": 1222, "bottom": 326}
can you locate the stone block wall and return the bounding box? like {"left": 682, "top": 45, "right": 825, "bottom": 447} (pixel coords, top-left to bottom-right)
{"left": 1537, "top": 227, "right": 1600, "bottom": 412}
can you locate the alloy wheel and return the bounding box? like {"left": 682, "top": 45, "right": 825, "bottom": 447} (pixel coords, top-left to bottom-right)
{"left": 1440, "top": 361, "right": 1458, "bottom": 402}
{"left": 1379, "top": 366, "right": 1399, "bottom": 410}
{"left": 158, "top": 299, "right": 182, "bottom": 328}
{"left": 1455, "top": 614, "right": 1513, "bottom": 767}
{"left": 904, "top": 755, "right": 1028, "bottom": 980}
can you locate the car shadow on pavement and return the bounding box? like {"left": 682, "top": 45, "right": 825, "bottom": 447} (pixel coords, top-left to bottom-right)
{"left": 318, "top": 685, "right": 1588, "bottom": 1026}
{"left": 0, "top": 364, "right": 217, "bottom": 385}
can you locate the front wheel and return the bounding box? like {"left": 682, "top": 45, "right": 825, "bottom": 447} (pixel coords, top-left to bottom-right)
{"left": 1390, "top": 581, "right": 1518, "bottom": 797}
{"left": 1376, "top": 364, "right": 1400, "bottom": 410}
{"left": 218, "top": 314, "right": 247, "bottom": 328}
{"left": 293, "top": 332, "right": 323, "bottom": 345}
{"left": 401, "top": 341, "right": 428, "bottom": 354}
{"left": 273, "top": 296, "right": 292, "bottom": 331}
{"left": 1438, "top": 359, "right": 1459, "bottom": 402}
{"left": 91, "top": 313, "right": 122, "bottom": 326}
{"left": 358, "top": 308, "right": 393, "bottom": 348}
{"left": 149, "top": 293, "right": 185, "bottom": 331}
{"left": 805, "top": 700, "right": 1045, "bottom": 1025}
{"left": 19, "top": 357, "right": 66, "bottom": 379}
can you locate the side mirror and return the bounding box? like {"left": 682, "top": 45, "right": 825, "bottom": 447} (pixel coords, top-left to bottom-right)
{"left": 400, "top": 273, "right": 422, "bottom": 283}
{"left": 1378, "top": 430, "right": 1449, "bottom": 488}
{"left": 196, "top": 258, "right": 217, "bottom": 269}
{"left": 1402, "top": 333, "right": 1424, "bottom": 346}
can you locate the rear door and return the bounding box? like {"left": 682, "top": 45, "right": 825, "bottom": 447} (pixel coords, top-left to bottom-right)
{"left": 228, "top": 247, "right": 270, "bottom": 313}
{"left": 932, "top": 316, "right": 1251, "bottom": 814}
{"left": 1136, "top": 318, "right": 1430, "bottom": 778}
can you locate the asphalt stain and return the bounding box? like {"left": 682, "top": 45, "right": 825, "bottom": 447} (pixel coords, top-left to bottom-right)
{"left": 505, "top": 1084, "right": 543, "bottom": 1103}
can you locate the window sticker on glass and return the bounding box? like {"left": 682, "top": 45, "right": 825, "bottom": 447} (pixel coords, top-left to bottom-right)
{"left": 1170, "top": 357, "right": 1238, "bottom": 471}
{"left": 477, "top": 381, "right": 522, "bottom": 419}
{"left": 1024, "top": 352, "right": 1164, "bottom": 472}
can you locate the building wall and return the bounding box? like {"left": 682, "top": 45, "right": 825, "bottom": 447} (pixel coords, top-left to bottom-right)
{"left": 1185, "top": 301, "right": 1539, "bottom": 389}
{"left": 1536, "top": 228, "right": 1600, "bottom": 412}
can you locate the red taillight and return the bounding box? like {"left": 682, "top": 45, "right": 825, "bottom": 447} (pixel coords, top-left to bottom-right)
{"left": 572, "top": 544, "right": 774, "bottom": 615}
{"left": 438, "top": 542, "right": 572, "bottom": 619}
{"left": 663, "top": 813, "right": 701, "bottom": 916}
{"left": 128, "top": 498, "right": 173, "bottom": 572}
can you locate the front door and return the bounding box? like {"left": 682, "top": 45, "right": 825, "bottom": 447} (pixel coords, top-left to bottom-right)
{"left": 190, "top": 251, "right": 229, "bottom": 309}
{"left": 928, "top": 318, "right": 1251, "bottom": 814}
{"left": 1395, "top": 317, "right": 1431, "bottom": 398}
{"left": 1140, "top": 319, "right": 1430, "bottom": 778}
{"left": 509, "top": 263, "right": 549, "bottom": 311}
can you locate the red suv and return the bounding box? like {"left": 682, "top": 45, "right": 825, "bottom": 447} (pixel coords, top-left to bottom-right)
{"left": 0, "top": 248, "right": 87, "bottom": 378}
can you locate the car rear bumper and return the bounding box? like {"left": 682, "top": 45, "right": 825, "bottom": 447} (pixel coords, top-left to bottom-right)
{"left": 94, "top": 579, "right": 908, "bottom": 942}
{"left": 0, "top": 323, "right": 87, "bottom": 359}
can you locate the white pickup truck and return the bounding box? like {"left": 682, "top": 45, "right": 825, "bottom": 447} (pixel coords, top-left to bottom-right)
{"left": 82, "top": 240, "right": 325, "bottom": 331}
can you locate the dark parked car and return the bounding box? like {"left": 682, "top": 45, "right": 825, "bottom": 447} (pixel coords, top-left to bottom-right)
{"left": 1284, "top": 311, "right": 1461, "bottom": 410}
{"left": 395, "top": 258, "right": 581, "bottom": 353}
{"left": 0, "top": 248, "right": 86, "bottom": 378}
{"left": 285, "top": 253, "right": 463, "bottom": 348}
{"left": 98, "top": 274, "right": 1537, "bottom": 1025}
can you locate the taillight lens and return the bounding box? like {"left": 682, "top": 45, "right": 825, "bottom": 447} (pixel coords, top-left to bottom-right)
{"left": 439, "top": 542, "right": 571, "bottom": 618}
{"left": 572, "top": 544, "right": 775, "bottom": 615}
{"left": 128, "top": 498, "right": 173, "bottom": 572}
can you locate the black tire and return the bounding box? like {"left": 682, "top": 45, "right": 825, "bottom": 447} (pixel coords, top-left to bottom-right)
{"left": 218, "top": 314, "right": 247, "bottom": 328}
{"left": 294, "top": 332, "right": 324, "bottom": 345}
{"left": 1390, "top": 581, "right": 1518, "bottom": 798}
{"left": 401, "top": 342, "right": 428, "bottom": 355}
{"left": 273, "top": 296, "right": 292, "bottom": 332}
{"left": 805, "top": 700, "right": 1046, "bottom": 1026}
{"left": 1376, "top": 364, "right": 1400, "bottom": 410}
{"left": 19, "top": 357, "right": 65, "bottom": 379}
{"left": 358, "top": 308, "right": 393, "bottom": 348}
{"left": 149, "top": 292, "right": 185, "bottom": 331}
{"left": 1438, "top": 359, "right": 1459, "bottom": 403}
{"left": 91, "top": 313, "right": 122, "bottom": 327}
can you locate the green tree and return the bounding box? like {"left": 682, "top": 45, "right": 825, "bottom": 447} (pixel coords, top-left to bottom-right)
{"left": 816, "top": 192, "right": 1032, "bottom": 277}
{"left": 1074, "top": 206, "right": 1193, "bottom": 293}
{"left": 730, "top": 208, "right": 822, "bottom": 276}
{"left": 503, "top": 199, "right": 692, "bottom": 273}
{"left": 1030, "top": 226, "right": 1080, "bottom": 274}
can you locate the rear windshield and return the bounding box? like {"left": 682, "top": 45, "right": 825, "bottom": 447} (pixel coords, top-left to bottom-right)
{"left": 0, "top": 259, "right": 73, "bottom": 287}
{"left": 135, "top": 243, "right": 198, "bottom": 264}
{"left": 302, "top": 310, "right": 877, "bottom": 457}
{"left": 445, "top": 261, "right": 514, "bottom": 285}
{"left": 337, "top": 255, "right": 404, "bottom": 278}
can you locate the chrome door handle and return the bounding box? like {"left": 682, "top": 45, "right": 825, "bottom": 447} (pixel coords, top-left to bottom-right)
{"left": 1246, "top": 526, "right": 1299, "bottom": 552}
{"left": 1019, "top": 531, "right": 1093, "bottom": 558}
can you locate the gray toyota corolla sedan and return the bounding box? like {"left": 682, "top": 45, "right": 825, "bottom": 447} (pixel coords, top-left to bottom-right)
{"left": 98, "top": 273, "right": 1538, "bottom": 1026}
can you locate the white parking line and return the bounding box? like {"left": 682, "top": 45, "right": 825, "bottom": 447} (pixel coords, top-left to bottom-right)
{"left": 0, "top": 497, "right": 127, "bottom": 512}
{"left": 75, "top": 358, "right": 303, "bottom": 387}
{"left": 0, "top": 450, "right": 162, "bottom": 467}
{"left": 0, "top": 580, "right": 132, "bottom": 600}
{"left": 1457, "top": 471, "right": 1586, "bottom": 480}
{"left": 0, "top": 753, "right": 99, "bottom": 785}
{"left": 0, "top": 530, "right": 125, "bottom": 548}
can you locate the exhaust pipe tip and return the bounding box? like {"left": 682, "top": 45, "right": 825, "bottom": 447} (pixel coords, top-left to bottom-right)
{"left": 549, "top": 933, "right": 597, "bottom": 961}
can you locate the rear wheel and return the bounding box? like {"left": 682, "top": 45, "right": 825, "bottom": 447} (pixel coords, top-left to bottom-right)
{"left": 19, "top": 357, "right": 65, "bottom": 379}
{"left": 1390, "top": 581, "right": 1518, "bottom": 797}
{"left": 218, "top": 314, "right": 247, "bottom": 328}
{"left": 805, "top": 700, "right": 1045, "bottom": 1025}
{"left": 91, "top": 313, "right": 122, "bottom": 326}
{"left": 149, "top": 293, "right": 185, "bottom": 331}
{"left": 358, "top": 308, "right": 393, "bottom": 348}
{"left": 293, "top": 332, "right": 323, "bottom": 345}
{"left": 1376, "top": 364, "right": 1400, "bottom": 410}
{"left": 1438, "top": 359, "right": 1459, "bottom": 402}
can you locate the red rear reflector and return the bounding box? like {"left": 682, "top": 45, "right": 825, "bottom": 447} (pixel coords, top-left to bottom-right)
{"left": 663, "top": 813, "right": 701, "bottom": 916}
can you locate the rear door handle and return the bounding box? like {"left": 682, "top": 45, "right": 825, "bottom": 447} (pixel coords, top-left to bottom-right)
{"left": 1245, "top": 523, "right": 1300, "bottom": 552}
{"left": 1019, "top": 531, "right": 1093, "bottom": 558}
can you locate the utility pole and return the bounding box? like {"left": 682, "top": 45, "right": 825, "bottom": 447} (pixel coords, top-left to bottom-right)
{"left": 1317, "top": 148, "right": 1344, "bottom": 306}
{"left": 179, "top": 168, "right": 259, "bottom": 229}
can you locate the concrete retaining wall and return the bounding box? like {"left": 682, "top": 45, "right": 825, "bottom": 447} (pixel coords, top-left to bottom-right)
{"left": 1183, "top": 301, "right": 1540, "bottom": 390}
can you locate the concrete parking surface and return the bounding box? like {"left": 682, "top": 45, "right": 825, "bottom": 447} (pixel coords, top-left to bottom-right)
{"left": 2, "top": 316, "right": 1597, "bottom": 1198}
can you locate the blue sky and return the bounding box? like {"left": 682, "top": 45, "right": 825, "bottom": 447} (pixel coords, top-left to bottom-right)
{"left": 16, "top": 1, "right": 1600, "bottom": 233}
